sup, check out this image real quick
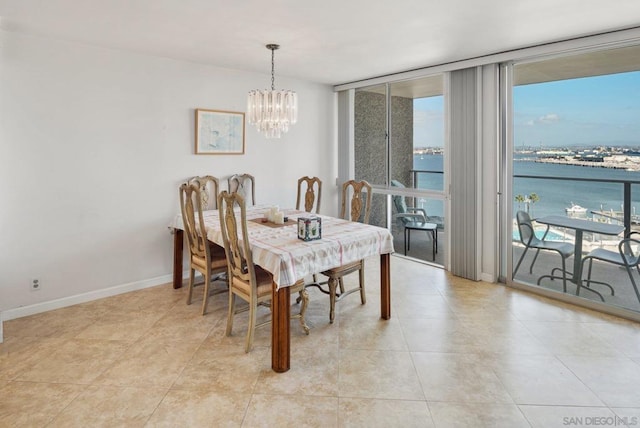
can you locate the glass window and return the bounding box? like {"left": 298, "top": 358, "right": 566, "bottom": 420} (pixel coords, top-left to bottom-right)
{"left": 510, "top": 45, "right": 640, "bottom": 313}
{"left": 353, "top": 75, "right": 445, "bottom": 265}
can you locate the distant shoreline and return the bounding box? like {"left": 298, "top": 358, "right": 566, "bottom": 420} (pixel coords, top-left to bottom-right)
{"left": 414, "top": 150, "right": 640, "bottom": 172}
{"left": 533, "top": 157, "right": 640, "bottom": 171}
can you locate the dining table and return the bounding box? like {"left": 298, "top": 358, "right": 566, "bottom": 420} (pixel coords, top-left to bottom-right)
{"left": 535, "top": 215, "right": 624, "bottom": 296}
{"left": 170, "top": 205, "right": 395, "bottom": 373}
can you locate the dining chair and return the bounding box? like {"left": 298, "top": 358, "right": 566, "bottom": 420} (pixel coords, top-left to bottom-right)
{"left": 228, "top": 173, "right": 256, "bottom": 206}
{"left": 312, "top": 180, "right": 372, "bottom": 323}
{"left": 296, "top": 176, "right": 322, "bottom": 214}
{"left": 296, "top": 176, "right": 322, "bottom": 286}
{"left": 188, "top": 175, "right": 220, "bottom": 211}
{"left": 513, "top": 210, "right": 574, "bottom": 292}
{"left": 179, "top": 182, "right": 228, "bottom": 315}
{"left": 217, "top": 190, "right": 309, "bottom": 352}
{"left": 580, "top": 236, "right": 640, "bottom": 303}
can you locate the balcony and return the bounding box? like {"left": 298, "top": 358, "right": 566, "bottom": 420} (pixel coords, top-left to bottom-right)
{"left": 390, "top": 168, "right": 445, "bottom": 265}
{"left": 391, "top": 226, "right": 445, "bottom": 265}
{"left": 512, "top": 174, "right": 640, "bottom": 313}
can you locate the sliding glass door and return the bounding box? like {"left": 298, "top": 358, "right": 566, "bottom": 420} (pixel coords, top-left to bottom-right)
{"left": 506, "top": 44, "right": 640, "bottom": 314}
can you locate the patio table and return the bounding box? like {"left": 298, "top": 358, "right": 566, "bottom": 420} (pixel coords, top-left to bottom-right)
{"left": 535, "top": 215, "right": 623, "bottom": 296}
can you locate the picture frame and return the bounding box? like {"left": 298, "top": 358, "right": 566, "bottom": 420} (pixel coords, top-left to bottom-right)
{"left": 195, "top": 108, "right": 245, "bottom": 155}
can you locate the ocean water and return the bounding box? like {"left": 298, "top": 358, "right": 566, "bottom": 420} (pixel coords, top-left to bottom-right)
{"left": 412, "top": 154, "right": 640, "bottom": 219}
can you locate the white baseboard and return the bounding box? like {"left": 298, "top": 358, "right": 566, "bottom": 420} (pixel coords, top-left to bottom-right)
{"left": 480, "top": 272, "right": 497, "bottom": 283}
{"left": 1, "top": 273, "right": 181, "bottom": 322}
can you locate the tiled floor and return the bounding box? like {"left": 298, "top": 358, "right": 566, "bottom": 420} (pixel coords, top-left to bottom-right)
{"left": 2, "top": 256, "right": 640, "bottom": 427}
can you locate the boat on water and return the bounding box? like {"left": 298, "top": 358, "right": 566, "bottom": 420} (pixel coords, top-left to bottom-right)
{"left": 565, "top": 202, "right": 587, "bottom": 215}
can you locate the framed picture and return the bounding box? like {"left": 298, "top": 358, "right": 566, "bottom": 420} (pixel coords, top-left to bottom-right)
{"left": 195, "top": 109, "right": 245, "bottom": 155}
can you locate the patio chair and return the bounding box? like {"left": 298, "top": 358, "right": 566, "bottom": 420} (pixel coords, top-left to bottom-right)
{"left": 179, "top": 182, "right": 228, "bottom": 315}
{"left": 513, "top": 210, "right": 574, "bottom": 292}
{"left": 217, "top": 190, "right": 309, "bottom": 352}
{"left": 391, "top": 180, "right": 444, "bottom": 228}
{"left": 580, "top": 236, "right": 640, "bottom": 303}
{"left": 390, "top": 179, "right": 442, "bottom": 259}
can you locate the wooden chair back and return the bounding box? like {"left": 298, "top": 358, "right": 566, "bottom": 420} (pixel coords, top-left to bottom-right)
{"left": 296, "top": 176, "right": 322, "bottom": 213}
{"left": 188, "top": 175, "right": 220, "bottom": 211}
{"left": 228, "top": 173, "right": 255, "bottom": 206}
{"left": 217, "top": 191, "right": 255, "bottom": 285}
{"left": 179, "top": 182, "right": 209, "bottom": 263}
{"left": 341, "top": 180, "right": 372, "bottom": 224}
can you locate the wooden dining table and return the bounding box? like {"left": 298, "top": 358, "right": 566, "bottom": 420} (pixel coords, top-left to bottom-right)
{"left": 170, "top": 205, "right": 395, "bottom": 373}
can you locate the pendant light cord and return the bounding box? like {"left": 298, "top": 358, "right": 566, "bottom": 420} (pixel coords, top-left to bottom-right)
{"left": 271, "top": 47, "right": 276, "bottom": 91}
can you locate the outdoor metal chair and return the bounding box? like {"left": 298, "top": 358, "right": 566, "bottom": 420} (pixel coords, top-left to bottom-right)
{"left": 513, "top": 210, "right": 574, "bottom": 292}
{"left": 581, "top": 236, "right": 640, "bottom": 303}
{"left": 390, "top": 179, "right": 442, "bottom": 259}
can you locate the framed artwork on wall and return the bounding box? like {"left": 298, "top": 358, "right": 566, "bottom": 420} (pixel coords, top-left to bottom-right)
{"left": 195, "top": 108, "right": 245, "bottom": 155}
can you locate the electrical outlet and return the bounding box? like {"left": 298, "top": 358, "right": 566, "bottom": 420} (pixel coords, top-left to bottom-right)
{"left": 30, "top": 278, "right": 41, "bottom": 291}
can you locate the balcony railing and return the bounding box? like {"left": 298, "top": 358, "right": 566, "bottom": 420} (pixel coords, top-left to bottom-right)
{"left": 411, "top": 169, "right": 444, "bottom": 191}
{"left": 515, "top": 174, "right": 640, "bottom": 237}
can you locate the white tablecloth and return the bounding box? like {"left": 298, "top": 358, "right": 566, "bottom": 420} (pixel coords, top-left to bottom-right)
{"left": 170, "top": 205, "right": 395, "bottom": 288}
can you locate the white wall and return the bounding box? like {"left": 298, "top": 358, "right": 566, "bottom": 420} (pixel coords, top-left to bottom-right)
{"left": 0, "top": 31, "right": 338, "bottom": 314}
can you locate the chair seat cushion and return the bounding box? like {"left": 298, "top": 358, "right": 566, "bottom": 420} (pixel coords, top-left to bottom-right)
{"left": 191, "top": 254, "right": 227, "bottom": 271}
{"left": 232, "top": 266, "right": 273, "bottom": 298}
{"left": 232, "top": 267, "right": 305, "bottom": 298}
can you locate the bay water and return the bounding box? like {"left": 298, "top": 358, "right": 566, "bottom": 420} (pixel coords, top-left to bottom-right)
{"left": 413, "top": 154, "right": 640, "bottom": 220}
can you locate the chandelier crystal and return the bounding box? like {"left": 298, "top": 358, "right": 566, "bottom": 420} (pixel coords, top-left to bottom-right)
{"left": 247, "top": 44, "right": 298, "bottom": 139}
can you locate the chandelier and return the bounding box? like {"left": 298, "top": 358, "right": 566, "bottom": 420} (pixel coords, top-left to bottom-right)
{"left": 247, "top": 44, "right": 298, "bottom": 139}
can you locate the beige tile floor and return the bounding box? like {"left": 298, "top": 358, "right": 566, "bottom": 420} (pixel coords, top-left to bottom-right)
{"left": 2, "top": 256, "right": 640, "bottom": 427}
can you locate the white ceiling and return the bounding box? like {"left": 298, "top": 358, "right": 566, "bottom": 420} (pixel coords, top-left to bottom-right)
{"left": 1, "top": 0, "right": 640, "bottom": 86}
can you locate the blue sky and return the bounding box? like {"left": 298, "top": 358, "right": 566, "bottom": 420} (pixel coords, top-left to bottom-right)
{"left": 514, "top": 71, "right": 640, "bottom": 147}
{"left": 412, "top": 70, "right": 640, "bottom": 148}
{"left": 413, "top": 96, "right": 444, "bottom": 147}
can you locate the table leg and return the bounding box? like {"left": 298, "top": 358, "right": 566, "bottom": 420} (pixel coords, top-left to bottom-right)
{"left": 271, "top": 283, "right": 291, "bottom": 373}
{"left": 173, "top": 229, "right": 184, "bottom": 289}
{"left": 572, "top": 231, "right": 584, "bottom": 287}
{"left": 404, "top": 228, "right": 408, "bottom": 255}
{"left": 434, "top": 229, "right": 438, "bottom": 254}
{"left": 380, "top": 253, "right": 391, "bottom": 320}
{"left": 431, "top": 230, "right": 436, "bottom": 261}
